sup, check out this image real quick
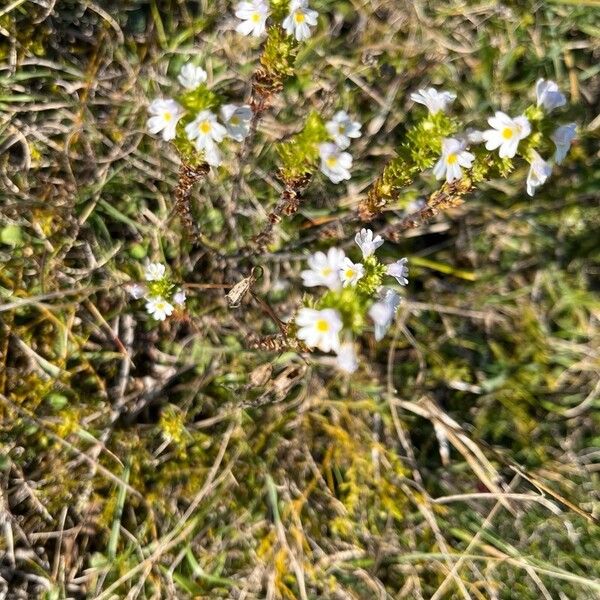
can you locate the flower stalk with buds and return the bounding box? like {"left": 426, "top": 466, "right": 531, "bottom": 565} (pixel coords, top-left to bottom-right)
{"left": 360, "top": 80, "right": 576, "bottom": 228}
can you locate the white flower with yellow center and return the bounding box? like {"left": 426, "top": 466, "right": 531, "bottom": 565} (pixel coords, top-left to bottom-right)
{"left": 526, "top": 150, "right": 552, "bottom": 197}
{"left": 409, "top": 88, "right": 456, "bottom": 115}
{"left": 369, "top": 288, "right": 400, "bottom": 341}
{"left": 144, "top": 262, "right": 166, "bottom": 281}
{"left": 145, "top": 297, "right": 174, "bottom": 321}
{"left": 326, "top": 111, "right": 362, "bottom": 150}
{"left": 177, "top": 63, "right": 207, "bottom": 90}
{"left": 319, "top": 142, "right": 352, "bottom": 184}
{"left": 282, "top": 0, "right": 318, "bottom": 41}
{"left": 301, "top": 247, "right": 345, "bottom": 290}
{"left": 235, "top": 0, "right": 270, "bottom": 37}
{"left": 387, "top": 258, "right": 409, "bottom": 286}
{"left": 147, "top": 99, "right": 184, "bottom": 141}
{"left": 221, "top": 104, "right": 253, "bottom": 141}
{"left": 433, "top": 137, "right": 474, "bottom": 182}
{"left": 482, "top": 112, "right": 530, "bottom": 159}
{"left": 185, "top": 110, "right": 227, "bottom": 166}
{"left": 336, "top": 342, "right": 358, "bottom": 374}
{"left": 552, "top": 123, "right": 576, "bottom": 164}
{"left": 339, "top": 257, "right": 364, "bottom": 288}
{"left": 536, "top": 79, "right": 566, "bottom": 113}
{"left": 296, "top": 307, "right": 342, "bottom": 353}
{"left": 354, "top": 228, "right": 384, "bottom": 258}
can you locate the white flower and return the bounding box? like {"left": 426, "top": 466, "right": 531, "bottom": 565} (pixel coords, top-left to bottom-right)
{"left": 482, "top": 112, "right": 531, "bottom": 159}
{"left": 173, "top": 289, "right": 186, "bottom": 305}
{"left": 387, "top": 258, "right": 409, "bottom": 286}
{"left": 552, "top": 123, "right": 576, "bottom": 164}
{"left": 282, "top": 0, "right": 318, "bottom": 41}
{"left": 526, "top": 150, "right": 552, "bottom": 197}
{"left": 465, "top": 128, "right": 485, "bottom": 144}
{"left": 144, "top": 262, "right": 166, "bottom": 281}
{"left": 177, "top": 63, "right": 207, "bottom": 89}
{"left": 235, "top": 0, "right": 270, "bottom": 37}
{"left": 301, "top": 247, "right": 345, "bottom": 290}
{"left": 369, "top": 288, "right": 401, "bottom": 341}
{"left": 432, "top": 137, "right": 474, "bottom": 183}
{"left": 147, "top": 99, "right": 184, "bottom": 141}
{"left": 536, "top": 79, "right": 566, "bottom": 112}
{"left": 185, "top": 110, "right": 227, "bottom": 166}
{"left": 409, "top": 88, "right": 456, "bottom": 115}
{"left": 354, "top": 228, "right": 384, "bottom": 258}
{"left": 339, "top": 257, "right": 364, "bottom": 288}
{"left": 145, "top": 297, "right": 174, "bottom": 321}
{"left": 319, "top": 142, "right": 352, "bottom": 184}
{"left": 202, "top": 141, "right": 223, "bottom": 167}
{"left": 220, "top": 104, "right": 253, "bottom": 141}
{"left": 325, "top": 110, "right": 362, "bottom": 150}
{"left": 296, "top": 307, "right": 342, "bottom": 353}
{"left": 336, "top": 342, "right": 358, "bottom": 374}
{"left": 126, "top": 283, "right": 147, "bottom": 299}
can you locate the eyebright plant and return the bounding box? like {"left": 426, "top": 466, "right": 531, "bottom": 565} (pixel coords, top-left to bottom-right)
{"left": 237, "top": 0, "right": 320, "bottom": 119}
{"left": 235, "top": 0, "right": 319, "bottom": 42}
{"left": 147, "top": 62, "right": 251, "bottom": 168}
{"left": 249, "top": 108, "right": 362, "bottom": 252}
{"left": 126, "top": 262, "right": 186, "bottom": 322}
{"left": 277, "top": 109, "right": 362, "bottom": 183}
{"left": 295, "top": 229, "right": 409, "bottom": 373}
{"left": 143, "top": 41, "right": 577, "bottom": 381}
{"left": 359, "top": 78, "right": 577, "bottom": 220}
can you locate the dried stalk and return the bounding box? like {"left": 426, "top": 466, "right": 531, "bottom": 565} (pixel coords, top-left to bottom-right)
{"left": 251, "top": 172, "right": 312, "bottom": 252}
{"left": 174, "top": 161, "right": 210, "bottom": 241}
{"left": 378, "top": 179, "right": 474, "bottom": 241}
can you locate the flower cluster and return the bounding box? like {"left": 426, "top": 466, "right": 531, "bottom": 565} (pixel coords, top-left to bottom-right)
{"left": 295, "top": 229, "right": 408, "bottom": 373}
{"left": 416, "top": 80, "right": 576, "bottom": 196}
{"left": 127, "top": 263, "right": 186, "bottom": 322}
{"left": 318, "top": 111, "right": 362, "bottom": 184}
{"left": 235, "top": 0, "right": 318, "bottom": 41}
{"left": 147, "top": 62, "right": 252, "bottom": 167}
{"left": 277, "top": 110, "right": 362, "bottom": 184}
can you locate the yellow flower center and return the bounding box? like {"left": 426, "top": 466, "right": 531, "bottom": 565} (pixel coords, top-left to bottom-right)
{"left": 199, "top": 121, "right": 212, "bottom": 134}
{"left": 446, "top": 153, "right": 458, "bottom": 165}
{"left": 316, "top": 319, "right": 330, "bottom": 332}
{"left": 338, "top": 124, "right": 346, "bottom": 134}
{"left": 156, "top": 301, "right": 166, "bottom": 310}
{"left": 321, "top": 267, "right": 332, "bottom": 276}
{"left": 502, "top": 127, "right": 513, "bottom": 140}
{"left": 294, "top": 11, "right": 305, "bottom": 23}
{"left": 345, "top": 269, "right": 355, "bottom": 279}
{"left": 230, "top": 116, "right": 240, "bottom": 125}
{"left": 251, "top": 12, "right": 261, "bottom": 22}
{"left": 163, "top": 112, "right": 172, "bottom": 122}
{"left": 326, "top": 157, "right": 338, "bottom": 167}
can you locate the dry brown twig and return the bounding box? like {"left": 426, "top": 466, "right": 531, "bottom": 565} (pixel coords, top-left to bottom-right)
{"left": 173, "top": 161, "right": 210, "bottom": 241}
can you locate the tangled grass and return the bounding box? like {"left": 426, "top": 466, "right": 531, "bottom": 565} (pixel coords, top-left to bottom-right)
{"left": 1, "top": 1, "right": 599, "bottom": 598}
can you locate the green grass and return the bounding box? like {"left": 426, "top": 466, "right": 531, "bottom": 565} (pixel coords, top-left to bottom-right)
{"left": 0, "top": 1, "right": 599, "bottom": 598}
